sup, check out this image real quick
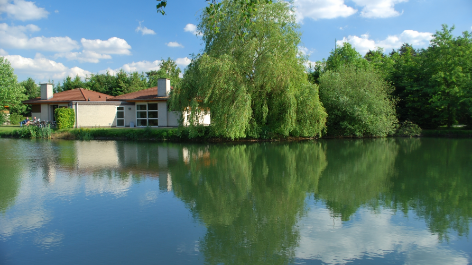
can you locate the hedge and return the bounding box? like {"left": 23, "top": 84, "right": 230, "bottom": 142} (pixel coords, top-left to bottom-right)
{"left": 55, "top": 108, "right": 75, "bottom": 129}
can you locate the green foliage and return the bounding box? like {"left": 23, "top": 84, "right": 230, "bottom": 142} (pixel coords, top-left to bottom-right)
{"left": 319, "top": 64, "right": 398, "bottom": 137}
{"left": 74, "top": 128, "right": 93, "bottom": 140}
{"left": 0, "top": 112, "right": 7, "bottom": 125}
{"left": 0, "top": 57, "right": 26, "bottom": 115}
{"left": 55, "top": 108, "right": 75, "bottom": 129}
{"left": 171, "top": 0, "right": 327, "bottom": 139}
{"left": 16, "top": 124, "right": 52, "bottom": 139}
{"left": 326, "top": 42, "right": 370, "bottom": 71}
{"left": 20, "top": 77, "right": 39, "bottom": 99}
{"left": 394, "top": 121, "right": 422, "bottom": 137}
{"left": 8, "top": 113, "right": 24, "bottom": 125}
{"left": 146, "top": 58, "right": 181, "bottom": 89}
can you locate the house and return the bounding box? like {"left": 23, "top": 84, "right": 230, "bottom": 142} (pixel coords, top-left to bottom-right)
{"left": 22, "top": 78, "right": 210, "bottom": 128}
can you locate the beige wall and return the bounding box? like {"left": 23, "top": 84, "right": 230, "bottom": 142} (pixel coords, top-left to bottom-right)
{"left": 77, "top": 104, "right": 118, "bottom": 127}
{"left": 183, "top": 110, "right": 211, "bottom": 126}
{"left": 158, "top": 102, "right": 168, "bottom": 127}
{"left": 124, "top": 105, "right": 135, "bottom": 127}
{"left": 40, "top": 104, "right": 50, "bottom": 121}
{"left": 167, "top": 111, "right": 181, "bottom": 127}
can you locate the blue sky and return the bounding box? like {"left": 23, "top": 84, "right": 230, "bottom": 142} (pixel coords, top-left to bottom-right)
{"left": 1, "top": 0, "right": 471, "bottom": 83}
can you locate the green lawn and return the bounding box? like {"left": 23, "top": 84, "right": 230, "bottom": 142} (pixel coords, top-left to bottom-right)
{"left": 0, "top": 125, "right": 21, "bottom": 133}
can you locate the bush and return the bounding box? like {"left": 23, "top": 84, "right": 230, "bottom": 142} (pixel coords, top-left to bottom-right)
{"left": 9, "top": 113, "right": 24, "bottom": 125}
{"left": 16, "top": 124, "right": 52, "bottom": 139}
{"left": 395, "top": 121, "right": 422, "bottom": 137}
{"left": 55, "top": 108, "right": 75, "bottom": 129}
{"left": 0, "top": 112, "right": 7, "bottom": 125}
{"left": 319, "top": 65, "right": 398, "bottom": 137}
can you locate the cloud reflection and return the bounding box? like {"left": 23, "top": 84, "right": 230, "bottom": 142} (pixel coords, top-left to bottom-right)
{"left": 296, "top": 206, "right": 469, "bottom": 264}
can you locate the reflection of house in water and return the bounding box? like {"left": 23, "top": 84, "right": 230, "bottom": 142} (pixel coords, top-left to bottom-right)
{"left": 70, "top": 141, "right": 180, "bottom": 192}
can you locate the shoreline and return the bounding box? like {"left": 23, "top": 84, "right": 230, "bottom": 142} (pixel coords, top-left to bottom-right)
{"left": 1, "top": 126, "right": 472, "bottom": 142}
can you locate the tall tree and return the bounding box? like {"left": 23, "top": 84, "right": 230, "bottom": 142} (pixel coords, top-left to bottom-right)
{"left": 146, "top": 58, "right": 181, "bottom": 88}
{"left": 422, "top": 25, "right": 472, "bottom": 127}
{"left": 171, "top": 0, "right": 327, "bottom": 139}
{"left": 0, "top": 57, "right": 26, "bottom": 115}
{"left": 20, "top": 78, "right": 39, "bottom": 100}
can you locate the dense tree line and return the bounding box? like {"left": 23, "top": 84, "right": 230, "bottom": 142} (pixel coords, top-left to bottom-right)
{"left": 54, "top": 58, "right": 181, "bottom": 96}
{"left": 0, "top": 58, "right": 181, "bottom": 118}
{"left": 310, "top": 25, "right": 472, "bottom": 130}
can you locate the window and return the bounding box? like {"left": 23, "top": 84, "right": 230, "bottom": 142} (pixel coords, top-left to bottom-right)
{"left": 136, "top": 103, "right": 158, "bottom": 127}
{"left": 116, "top": 106, "right": 125, "bottom": 127}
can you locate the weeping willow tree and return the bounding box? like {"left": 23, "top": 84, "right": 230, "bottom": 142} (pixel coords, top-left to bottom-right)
{"left": 170, "top": 0, "right": 327, "bottom": 139}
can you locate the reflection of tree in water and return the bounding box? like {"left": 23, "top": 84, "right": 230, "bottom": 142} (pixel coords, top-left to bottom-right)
{"left": 388, "top": 138, "right": 472, "bottom": 241}
{"left": 315, "top": 139, "right": 399, "bottom": 221}
{"left": 169, "top": 142, "right": 327, "bottom": 265}
{"left": 0, "top": 140, "right": 22, "bottom": 213}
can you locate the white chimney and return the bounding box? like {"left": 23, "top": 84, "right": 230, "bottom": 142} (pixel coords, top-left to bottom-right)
{"left": 40, "top": 83, "right": 53, "bottom": 100}
{"left": 158, "top": 78, "right": 170, "bottom": 97}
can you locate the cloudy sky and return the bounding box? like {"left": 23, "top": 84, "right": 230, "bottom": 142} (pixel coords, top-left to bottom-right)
{"left": 0, "top": 0, "right": 471, "bottom": 82}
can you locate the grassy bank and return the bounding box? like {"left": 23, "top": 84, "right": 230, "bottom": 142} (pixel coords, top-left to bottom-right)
{"left": 2, "top": 126, "right": 472, "bottom": 141}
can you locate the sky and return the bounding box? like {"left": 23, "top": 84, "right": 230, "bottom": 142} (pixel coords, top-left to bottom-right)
{"left": 0, "top": 0, "right": 471, "bottom": 83}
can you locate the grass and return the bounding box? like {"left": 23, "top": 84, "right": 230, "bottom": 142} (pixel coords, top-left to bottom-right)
{"left": 0, "top": 125, "right": 21, "bottom": 133}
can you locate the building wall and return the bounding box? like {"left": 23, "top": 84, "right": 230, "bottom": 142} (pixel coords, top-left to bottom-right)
{"left": 77, "top": 104, "right": 118, "bottom": 127}
{"left": 124, "top": 105, "right": 135, "bottom": 127}
{"left": 167, "top": 111, "right": 181, "bottom": 127}
{"left": 31, "top": 112, "right": 41, "bottom": 120}
{"left": 40, "top": 104, "right": 49, "bottom": 121}
{"left": 183, "top": 110, "right": 211, "bottom": 126}
{"left": 158, "top": 102, "right": 168, "bottom": 127}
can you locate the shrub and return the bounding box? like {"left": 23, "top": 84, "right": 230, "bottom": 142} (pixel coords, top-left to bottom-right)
{"left": 55, "top": 108, "right": 75, "bottom": 129}
{"left": 9, "top": 113, "right": 24, "bottom": 125}
{"left": 319, "top": 65, "right": 398, "bottom": 137}
{"left": 16, "top": 124, "right": 51, "bottom": 139}
{"left": 395, "top": 121, "right": 422, "bottom": 137}
{"left": 0, "top": 112, "right": 7, "bottom": 125}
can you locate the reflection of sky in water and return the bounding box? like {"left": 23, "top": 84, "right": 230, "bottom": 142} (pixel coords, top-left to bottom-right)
{"left": 295, "top": 201, "right": 470, "bottom": 265}
{"left": 1, "top": 139, "right": 471, "bottom": 265}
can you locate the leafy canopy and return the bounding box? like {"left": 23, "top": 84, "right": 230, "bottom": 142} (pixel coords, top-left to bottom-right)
{"left": 170, "top": 0, "right": 326, "bottom": 139}
{"left": 319, "top": 64, "right": 398, "bottom": 137}
{"left": 0, "top": 56, "right": 26, "bottom": 114}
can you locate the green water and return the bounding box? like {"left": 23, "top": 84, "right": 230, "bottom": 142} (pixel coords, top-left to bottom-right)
{"left": 0, "top": 138, "right": 471, "bottom": 264}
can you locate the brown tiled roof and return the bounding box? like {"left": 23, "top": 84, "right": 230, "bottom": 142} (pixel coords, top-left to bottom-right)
{"left": 23, "top": 88, "right": 112, "bottom": 104}
{"left": 108, "top": 87, "right": 169, "bottom": 101}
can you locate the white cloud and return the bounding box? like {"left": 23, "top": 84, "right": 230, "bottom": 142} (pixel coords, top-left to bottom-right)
{"left": 337, "top": 30, "right": 433, "bottom": 55}
{"left": 99, "top": 60, "right": 162, "bottom": 75}
{"left": 4, "top": 53, "right": 91, "bottom": 80}
{"left": 166, "top": 41, "right": 184, "bottom": 48}
{"left": 135, "top": 21, "right": 156, "bottom": 35}
{"left": 0, "top": 48, "right": 7, "bottom": 55}
{"left": 184, "top": 23, "right": 202, "bottom": 36}
{"left": 54, "top": 50, "right": 112, "bottom": 63}
{"left": 81, "top": 37, "right": 132, "bottom": 55}
{"left": 294, "top": 0, "right": 408, "bottom": 22}
{"left": 54, "top": 10, "right": 58, "bottom": 13}
{"left": 0, "top": 0, "right": 48, "bottom": 21}
{"left": 0, "top": 23, "right": 80, "bottom": 52}
{"left": 294, "top": 0, "right": 357, "bottom": 22}
{"left": 175, "top": 57, "right": 191, "bottom": 67}
{"left": 352, "top": 0, "right": 408, "bottom": 18}
{"left": 298, "top": 46, "right": 313, "bottom": 56}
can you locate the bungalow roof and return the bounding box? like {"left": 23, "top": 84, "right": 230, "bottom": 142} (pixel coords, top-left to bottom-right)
{"left": 23, "top": 88, "right": 112, "bottom": 104}
{"left": 107, "top": 87, "right": 170, "bottom": 102}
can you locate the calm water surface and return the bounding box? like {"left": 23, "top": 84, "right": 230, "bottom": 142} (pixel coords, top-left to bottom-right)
{"left": 0, "top": 138, "right": 471, "bottom": 264}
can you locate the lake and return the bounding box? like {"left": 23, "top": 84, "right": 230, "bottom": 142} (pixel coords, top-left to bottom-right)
{"left": 0, "top": 138, "right": 471, "bottom": 264}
